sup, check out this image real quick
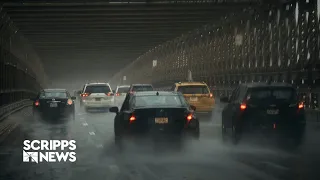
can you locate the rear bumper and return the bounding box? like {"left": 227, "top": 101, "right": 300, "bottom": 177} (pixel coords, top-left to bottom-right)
{"left": 34, "top": 107, "right": 74, "bottom": 117}
{"left": 83, "top": 101, "right": 113, "bottom": 108}
{"left": 194, "top": 106, "right": 214, "bottom": 112}
{"left": 237, "top": 117, "right": 306, "bottom": 136}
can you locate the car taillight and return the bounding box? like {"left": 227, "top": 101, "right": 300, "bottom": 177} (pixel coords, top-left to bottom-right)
{"left": 106, "top": 92, "right": 114, "bottom": 96}
{"left": 81, "top": 93, "right": 90, "bottom": 97}
{"left": 240, "top": 103, "right": 247, "bottom": 110}
{"left": 298, "top": 102, "right": 304, "bottom": 109}
{"left": 116, "top": 93, "right": 120, "bottom": 96}
{"left": 209, "top": 93, "right": 213, "bottom": 98}
{"left": 129, "top": 115, "right": 136, "bottom": 121}
{"left": 187, "top": 114, "right": 193, "bottom": 121}
{"left": 67, "top": 99, "right": 73, "bottom": 105}
{"left": 35, "top": 100, "right": 40, "bottom": 106}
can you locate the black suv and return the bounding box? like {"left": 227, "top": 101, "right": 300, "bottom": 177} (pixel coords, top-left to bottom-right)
{"left": 220, "top": 82, "right": 306, "bottom": 144}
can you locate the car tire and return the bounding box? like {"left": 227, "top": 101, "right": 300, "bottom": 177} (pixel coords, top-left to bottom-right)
{"left": 222, "top": 123, "right": 227, "bottom": 142}
{"left": 231, "top": 125, "right": 241, "bottom": 145}
{"left": 193, "top": 128, "right": 200, "bottom": 140}
{"left": 72, "top": 111, "right": 75, "bottom": 120}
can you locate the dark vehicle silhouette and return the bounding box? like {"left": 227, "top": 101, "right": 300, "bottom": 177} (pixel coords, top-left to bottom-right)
{"left": 31, "top": 89, "right": 76, "bottom": 120}
{"left": 220, "top": 82, "right": 306, "bottom": 145}
{"left": 109, "top": 91, "right": 199, "bottom": 143}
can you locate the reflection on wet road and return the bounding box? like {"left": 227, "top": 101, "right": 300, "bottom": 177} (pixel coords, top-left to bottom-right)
{"left": 0, "top": 102, "right": 319, "bottom": 180}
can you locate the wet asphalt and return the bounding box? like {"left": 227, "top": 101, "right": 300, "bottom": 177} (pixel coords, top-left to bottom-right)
{"left": 0, "top": 101, "right": 319, "bottom": 180}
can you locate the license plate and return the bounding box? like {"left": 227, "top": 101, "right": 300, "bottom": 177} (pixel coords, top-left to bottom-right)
{"left": 267, "top": 109, "right": 279, "bottom": 115}
{"left": 50, "top": 102, "right": 57, "bottom": 107}
{"left": 95, "top": 98, "right": 101, "bottom": 101}
{"left": 190, "top": 97, "right": 198, "bottom": 101}
{"left": 155, "top": 117, "right": 168, "bottom": 124}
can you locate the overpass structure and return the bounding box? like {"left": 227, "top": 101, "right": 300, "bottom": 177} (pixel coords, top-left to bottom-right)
{"left": 109, "top": 0, "right": 320, "bottom": 110}
{"left": 0, "top": 0, "right": 319, "bottom": 117}
{"left": 0, "top": 3, "right": 47, "bottom": 118}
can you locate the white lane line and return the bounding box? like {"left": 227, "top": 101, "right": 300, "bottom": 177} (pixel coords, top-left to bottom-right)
{"left": 89, "top": 131, "right": 95, "bottom": 135}
{"left": 109, "top": 165, "right": 120, "bottom": 173}
{"left": 80, "top": 117, "right": 85, "bottom": 120}
{"left": 82, "top": 122, "right": 88, "bottom": 126}
{"left": 77, "top": 113, "right": 86, "bottom": 115}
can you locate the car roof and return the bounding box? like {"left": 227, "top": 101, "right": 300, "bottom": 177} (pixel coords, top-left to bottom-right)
{"left": 86, "top": 83, "right": 110, "bottom": 86}
{"left": 174, "top": 82, "right": 207, "bottom": 86}
{"left": 117, "top": 85, "right": 130, "bottom": 88}
{"left": 43, "top": 89, "right": 67, "bottom": 92}
{"left": 242, "top": 82, "right": 294, "bottom": 88}
{"left": 131, "top": 84, "right": 153, "bottom": 86}
{"left": 132, "top": 91, "right": 181, "bottom": 96}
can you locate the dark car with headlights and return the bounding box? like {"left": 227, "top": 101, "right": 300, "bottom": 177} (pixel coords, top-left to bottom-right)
{"left": 220, "top": 82, "right": 306, "bottom": 144}
{"left": 32, "top": 89, "right": 76, "bottom": 120}
{"left": 109, "top": 91, "right": 199, "bottom": 142}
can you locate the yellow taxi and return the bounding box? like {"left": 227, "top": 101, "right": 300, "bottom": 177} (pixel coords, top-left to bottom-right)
{"left": 171, "top": 82, "right": 215, "bottom": 112}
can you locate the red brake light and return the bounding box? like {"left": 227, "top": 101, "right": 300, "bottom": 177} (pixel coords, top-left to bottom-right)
{"left": 116, "top": 93, "right": 120, "bottom": 96}
{"left": 187, "top": 114, "right": 193, "bottom": 121}
{"left": 35, "top": 100, "right": 40, "bottom": 106}
{"left": 81, "top": 93, "right": 90, "bottom": 97}
{"left": 240, "top": 104, "right": 247, "bottom": 110}
{"left": 106, "top": 92, "right": 113, "bottom": 96}
{"left": 209, "top": 93, "right": 213, "bottom": 98}
{"left": 129, "top": 116, "right": 136, "bottom": 121}
{"left": 298, "top": 103, "right": 304, "bottom": 109}
{"left": 67, "top": 99, "right": 73, "bottom": 105}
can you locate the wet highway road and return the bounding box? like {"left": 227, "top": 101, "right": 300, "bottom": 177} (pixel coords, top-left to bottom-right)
{"left": 0, "top": 102, "right": 319, "bottom": 180}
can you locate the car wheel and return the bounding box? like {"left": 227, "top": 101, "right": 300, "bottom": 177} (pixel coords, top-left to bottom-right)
{"left": 193, "top": 128, "right": 200, "bottom": 140}
{"left": 231, "top": 125, "right": 241, "bottom": 145}
{"left": 72, "top": 112, "right": 75, "bottom": 120}
{"left": 222, "top": 123, "right": 227, "bottom": 142}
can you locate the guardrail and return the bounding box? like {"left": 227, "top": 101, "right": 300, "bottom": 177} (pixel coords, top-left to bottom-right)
{"left": 0, "top": 99, "right": 32, "bottom": 121}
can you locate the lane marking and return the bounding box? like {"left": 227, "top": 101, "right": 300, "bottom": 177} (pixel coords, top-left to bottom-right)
{"left": 89, "top": 132, "right": 95, "bottom": 135}
{"left": 80, "top": 117, "right": 85, "bottom": 120}
{"left": 109, "top": 165, "right": 120, "bottom": 173}
{"left": 82, "top": 122, "right": 88, "bottom": 126}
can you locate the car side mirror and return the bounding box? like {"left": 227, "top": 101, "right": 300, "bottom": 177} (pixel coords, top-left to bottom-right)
{"left": 109, "top": 106, "right": 119, "bottom": 113}
{"left": 71, "top": 96, "right": 76, "bottom": 100}
{"left": 220, "top": 96, "right": 229, "bottom": 103}
{"left": 190, "top": 105, "right": 196, "bottom": 111}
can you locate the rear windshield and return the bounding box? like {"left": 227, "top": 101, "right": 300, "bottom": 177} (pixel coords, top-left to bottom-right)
{"left": 84, "top": 85, "right": 111, "bottom": 93}
{"left": 117, "top": 87, "right": 130, "bottom": 93}
{"left": 132, "top": 85, "right": 153, "bottom": 92}
{"left": 177, "top": 85, "right": 209, "bottom": 94}
{"left": 133, "top": 95, "right": 187, "bottom": 107}
{"left": 40, "top": 91, "right": 68, "bottom": 99}
{"left": 247, "top": 87, "right": 297, "bottom": 101}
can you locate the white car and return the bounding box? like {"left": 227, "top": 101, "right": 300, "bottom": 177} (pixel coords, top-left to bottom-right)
{"left": 80, "top": 83, "right": 114, "bottom": 111}
{"left": 114, "top": 85, "right": 130, "bottom": 106}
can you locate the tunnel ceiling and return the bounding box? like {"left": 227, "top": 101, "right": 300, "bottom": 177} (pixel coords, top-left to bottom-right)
{"left": 2, "top": 0, "right": 263, "bottom": 80}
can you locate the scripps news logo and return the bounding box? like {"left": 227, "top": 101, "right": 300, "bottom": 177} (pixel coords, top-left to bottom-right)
{"left": 23, "top": 140, "right": 76, "bottom": 163}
